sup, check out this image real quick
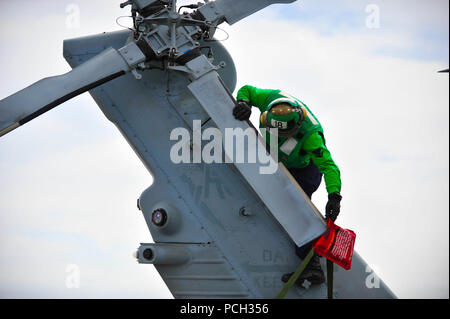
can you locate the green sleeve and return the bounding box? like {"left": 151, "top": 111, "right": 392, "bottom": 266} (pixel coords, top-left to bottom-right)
{"left": 303, "top": 132, "right": 342, "bottom": 195}
{"left": 236, "top": 85, "right": 278, "bottom": 112}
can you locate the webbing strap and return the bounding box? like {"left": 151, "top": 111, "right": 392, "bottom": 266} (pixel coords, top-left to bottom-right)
{"left": 276, "top": 248, "right": 314, "bottom": 299}
{"left": 327, "top": 259, "right": 334, "bottom": 299}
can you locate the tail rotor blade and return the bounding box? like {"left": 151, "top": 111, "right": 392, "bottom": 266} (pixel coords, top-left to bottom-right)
{"left": 198, "top": 0, "right": 297, "bottom": 25}
{"left": 0, "top": 46, "right": 139, "bottom": 137}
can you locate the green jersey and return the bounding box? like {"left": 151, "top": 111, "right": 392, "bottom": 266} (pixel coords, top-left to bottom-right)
{"left": 237, "top": 85, "right": 341, "bottom": 195}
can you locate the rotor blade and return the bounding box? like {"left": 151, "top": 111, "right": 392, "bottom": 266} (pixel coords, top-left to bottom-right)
{"left": 199, "top": 0, "right": 297, "bottom": 25}
{"left": 186, "top": 61, "right": 326, "bottom": 248}
{"left": 438, "top": 68, "right": 449, "bottom": 73}
{"left": 0, "top": 47, "right": 135, "bottom": 137}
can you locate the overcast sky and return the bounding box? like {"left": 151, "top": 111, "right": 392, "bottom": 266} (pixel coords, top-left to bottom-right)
{"left": 0, "top": 0, "right": 448, "bottom": 298}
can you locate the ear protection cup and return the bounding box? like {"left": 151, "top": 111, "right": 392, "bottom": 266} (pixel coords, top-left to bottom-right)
{"left": 260, "top": 111, "right": 268, "bottom": 127}
{"left": 299, "top": 106, "right": 307, "bottom": 122}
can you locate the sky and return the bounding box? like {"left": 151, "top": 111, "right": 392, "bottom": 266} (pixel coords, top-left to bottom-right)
{"left": 0, "top": 0, "right": 448, "bottom": 298}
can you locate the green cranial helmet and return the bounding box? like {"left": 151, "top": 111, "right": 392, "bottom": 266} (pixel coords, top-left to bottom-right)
{"left": 262, "top": 98, "right": 306, "bottom": 138}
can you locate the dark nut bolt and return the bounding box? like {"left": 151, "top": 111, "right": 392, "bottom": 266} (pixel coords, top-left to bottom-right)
{"left": 143, "top": 248, "right": 153, "bottom": 261}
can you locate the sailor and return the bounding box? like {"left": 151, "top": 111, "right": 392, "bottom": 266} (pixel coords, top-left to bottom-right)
{"left": 233, "top": 84, "right": 342, "bottom": 286}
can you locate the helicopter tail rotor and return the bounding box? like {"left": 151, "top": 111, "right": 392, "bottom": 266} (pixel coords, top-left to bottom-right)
{"left": 0, "top": 44, "right": 146, "bottom": 137}
{"left": 1, "top": 0, "right": 300, "bottom": 138}
{"left": 196, "top": 0, "right": 296, "bottom": 26}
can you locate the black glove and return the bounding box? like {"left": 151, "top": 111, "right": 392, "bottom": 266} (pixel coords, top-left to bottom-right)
{"left": 325, "top": 193, "right": 342, "bottom": 222}
{"left": 233, "top": 100, "right": 252, "bottom": 121}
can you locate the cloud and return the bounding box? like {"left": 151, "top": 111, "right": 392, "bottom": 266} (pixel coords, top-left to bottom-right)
{"left": 225, "top": 13, "right": 448, "bottom": 298}
{"left": 269, "top": 0, "right": 449, "bottom": 63}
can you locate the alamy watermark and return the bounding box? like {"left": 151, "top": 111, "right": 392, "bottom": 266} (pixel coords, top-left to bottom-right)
{"left": 65, "top": 264, "right": 80, "bottom": 288}
{"left": 365, "top": 265, "right": 381, "bottom": 288}
{"left": 169, "top": 120, "right": 279, "bottom": 174}
{"left": 65, "top": 4, "right": 80, "bottom": 29}
{"left": 365, "top": 4, "right": 381, "bottom": 29}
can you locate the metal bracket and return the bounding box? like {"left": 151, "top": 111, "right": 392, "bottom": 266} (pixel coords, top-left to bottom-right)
{"left": 118, "top": 41, "right": 147, "bottom": 80}
{"left": 167, "top": 54, "right": 220, "bottom": 80}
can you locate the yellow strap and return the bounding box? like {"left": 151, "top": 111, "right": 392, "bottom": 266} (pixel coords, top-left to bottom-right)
{"left": 276, "top": 248, "right": 315, "bottom": 299}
